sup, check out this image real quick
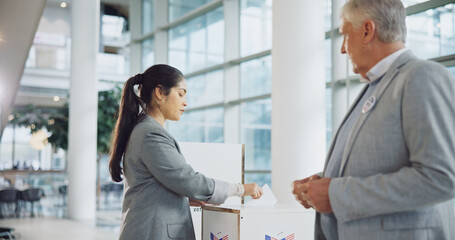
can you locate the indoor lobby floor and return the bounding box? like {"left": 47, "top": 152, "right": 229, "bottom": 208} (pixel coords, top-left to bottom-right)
{"left": 0, "top": 216, "right": 118, "bottom": 240}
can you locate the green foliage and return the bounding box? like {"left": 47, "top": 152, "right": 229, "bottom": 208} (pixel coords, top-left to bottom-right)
{"left": 97, "top": 85, "right": 122, "bottom": 154}
{"left": 11, "top": 104, "right": 49, "bottom": 134}
{"left": 11, "top": 104, "right": 68, "bottom": 149}
{"left": 9, "top": 85, "right": 122, "bottom": 154}
{"left": 47, "top": 104, "right": 69, "bottom": 150}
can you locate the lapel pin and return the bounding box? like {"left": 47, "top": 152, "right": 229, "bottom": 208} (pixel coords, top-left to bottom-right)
{"left": 362, "top": 96, "right": 376, "bottom": 113}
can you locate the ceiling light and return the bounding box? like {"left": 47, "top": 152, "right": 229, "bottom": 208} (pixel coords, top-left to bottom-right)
{"left": 53, "top": 96, "right": 60, "bottom": 102}
{"left": 60, "top": 2, "right": 67, "bottom": 8}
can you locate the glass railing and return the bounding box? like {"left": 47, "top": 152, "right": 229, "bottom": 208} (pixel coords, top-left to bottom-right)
{"left": 25, "top": 46, "right": 129, "bottom": 78}
{"left": 25, "top": 45, "right": 70, "bottom": 71}
{"left": 97, "top": 53, "right": 129, "bottom": 77}
{"left": 25, "top": 30, "right": 130, "bottom": 78}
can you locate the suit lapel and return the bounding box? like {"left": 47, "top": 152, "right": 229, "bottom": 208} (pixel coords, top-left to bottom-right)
{"left": 174, "top": 139, "right": 181, "bottom": 153}
{"left": 337, "top": 51, "right": 415, "bottom": 176}
{"left": 323, "top": 84, "right": 369, "bottom": 174}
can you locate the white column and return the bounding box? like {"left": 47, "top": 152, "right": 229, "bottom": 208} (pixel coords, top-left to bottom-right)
{"left": 224, "top": 0, "right": 241, "bottom": 144}
{"left": 130, "top": 0, "right": 142, "bottom": 74}
{"left": 67, "top": 0, "right": 99, "bottom": 221}
{"left": 272, "top": 0, "right": 326, "bottom": 204}
{"left": 154, "top": 0, "right": 169, "bottom": 64}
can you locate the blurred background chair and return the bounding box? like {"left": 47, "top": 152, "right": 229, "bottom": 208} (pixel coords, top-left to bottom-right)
{"left": 19, "top": 188, "right": 44, "bottom": 217}
{"left": 0, "top": 189, "right": 19, "bottom": 218}
{"left": 58, "top": 185, "right": 67, "bottom": 206}
{"left": 0, "top": 227, "right": 15, "bottom": 240}
{"left": 101, "top": 183, "right": 123, "bottom": 206}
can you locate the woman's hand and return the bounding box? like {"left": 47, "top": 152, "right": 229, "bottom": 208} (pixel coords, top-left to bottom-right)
{"left": 242, "top": 183, "right": 263, "bottom": 199}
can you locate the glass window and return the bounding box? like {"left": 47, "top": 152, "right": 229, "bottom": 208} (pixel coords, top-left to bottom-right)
{"left": 0, "top": 126, "right": 53, "bottom": 171}
{"left": 325, "top": 39, "right": 332, "bottom": 83}
{"left": 142, "top": 0, "right": 154, "bottom": 34}
{"left": 168, "top": 6, "right": 224, "bottom": 74}
{"left": 240, "top": 55, "right": 272, "bottom": 98}
{"left": 142, "top": 38, "right": 154, "bottom": 71}
{"left": 240, "top": 0, "right": 272, "bottom": 56}
{"left": 326, "top": 87, "right": 333, "bottom": 151}
{"left": 245, "top": 172, "right": 271, "bottom": 188}
{"left": 325, "top": 0, "right": 332, "bottom": 32}
{"left": 0, "top": 125, "right": 14, "bottom": 170}
{"left": 402, "top": 0, "right": 429, "bottom": 8}
{"left": 169, "top": 0, "right": 214, "bottom": 21}
{"left": 407, "top": 4, "right": 455, "bottom": 59}
{"left": 241, "top": 98, "right": 272, "bottom": 187}
{"left": 168, "top": 107, "right": 224, "bottom": 143}
{"left": 448, "top": 66, "right": 455, "bottom": 76}
{"left": 186, "top": 70, "right": 223, "bottom": 108}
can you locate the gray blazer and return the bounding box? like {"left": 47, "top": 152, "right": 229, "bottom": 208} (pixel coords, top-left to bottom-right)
{"left": 318, "top": 51, "right": 455, "bottom": 240}
{"left": 119, "top": 115, "right": 229, "bottom": 240}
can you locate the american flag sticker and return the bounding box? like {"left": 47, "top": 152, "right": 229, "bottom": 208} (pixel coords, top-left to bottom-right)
{"left": 265, "top": 232, "right": 295, "bottom": 240}
{"left": 210, "top": 232, "right": 228, "bottom": 240}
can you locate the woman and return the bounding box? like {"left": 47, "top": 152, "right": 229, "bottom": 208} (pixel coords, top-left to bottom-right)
{"left": 109, "top": 64, "right": 263, "bottom": 240}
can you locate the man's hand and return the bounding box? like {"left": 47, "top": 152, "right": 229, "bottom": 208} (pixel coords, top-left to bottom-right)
{"left": 292, "top": 175, "right": 320, "bottom": 208}
{"left": 292, "top": 176, "right": 333, "bottom": 213}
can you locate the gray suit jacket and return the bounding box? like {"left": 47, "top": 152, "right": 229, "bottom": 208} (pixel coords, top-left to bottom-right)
{"left": 317, "top": 51, "right": 455, "bottom": 240}
{"left": 119, "top": 115, "right": 229, "bottom": 240}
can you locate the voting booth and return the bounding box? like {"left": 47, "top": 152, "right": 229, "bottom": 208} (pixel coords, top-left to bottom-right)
{"left": 202, "top": 205, "right": 314, "bottom": 240}
{"left": 179, "top": 142, "right": 244, "bottom": 240}
{"left": 179, "top": 142, "right": 315, "bottom": 240}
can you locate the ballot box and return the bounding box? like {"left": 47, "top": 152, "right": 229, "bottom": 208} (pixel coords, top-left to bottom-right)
{"left": 179, "top": 142, "right": 244, "bottom": 240}
{"left": 202, "top": 205, "right": 315, "bottom": 240}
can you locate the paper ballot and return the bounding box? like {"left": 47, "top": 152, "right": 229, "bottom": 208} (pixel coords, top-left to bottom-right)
{"left": 244, "top": 184, "right": 277, "bottom": 206}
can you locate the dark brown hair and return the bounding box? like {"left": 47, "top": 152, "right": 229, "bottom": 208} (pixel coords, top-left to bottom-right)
{"left": 109, "top": 64, "right": 183, "bottom": 182}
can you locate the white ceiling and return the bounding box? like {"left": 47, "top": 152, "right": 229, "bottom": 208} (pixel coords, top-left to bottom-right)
{"left": 0, "top": 0, "right": 47, "bottom": 138}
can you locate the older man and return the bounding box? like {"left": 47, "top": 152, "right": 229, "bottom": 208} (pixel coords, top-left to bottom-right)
{"left": 292, "top": 0, "right": 455, "bottom": 239}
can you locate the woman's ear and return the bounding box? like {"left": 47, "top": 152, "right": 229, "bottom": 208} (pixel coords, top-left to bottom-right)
{"left": 154, "top": 85, "right": 164, "bottom": 100}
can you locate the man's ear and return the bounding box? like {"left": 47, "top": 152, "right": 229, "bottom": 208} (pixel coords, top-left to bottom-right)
{"left": 362, "top": 20, "right": 376, "bottom": 43}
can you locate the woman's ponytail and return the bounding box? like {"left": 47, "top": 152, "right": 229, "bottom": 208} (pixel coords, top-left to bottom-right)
{"left": 109, "top": 75, "right": 145, "bottom": 182}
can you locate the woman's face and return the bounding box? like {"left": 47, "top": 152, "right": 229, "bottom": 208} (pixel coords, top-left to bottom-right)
{"left": 161, "top": 79, "right": 188, "bottom": 121}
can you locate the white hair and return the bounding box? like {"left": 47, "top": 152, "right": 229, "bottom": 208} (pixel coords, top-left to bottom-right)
{"left": 341, "top": 0, "right": 407, "bottom": 43}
